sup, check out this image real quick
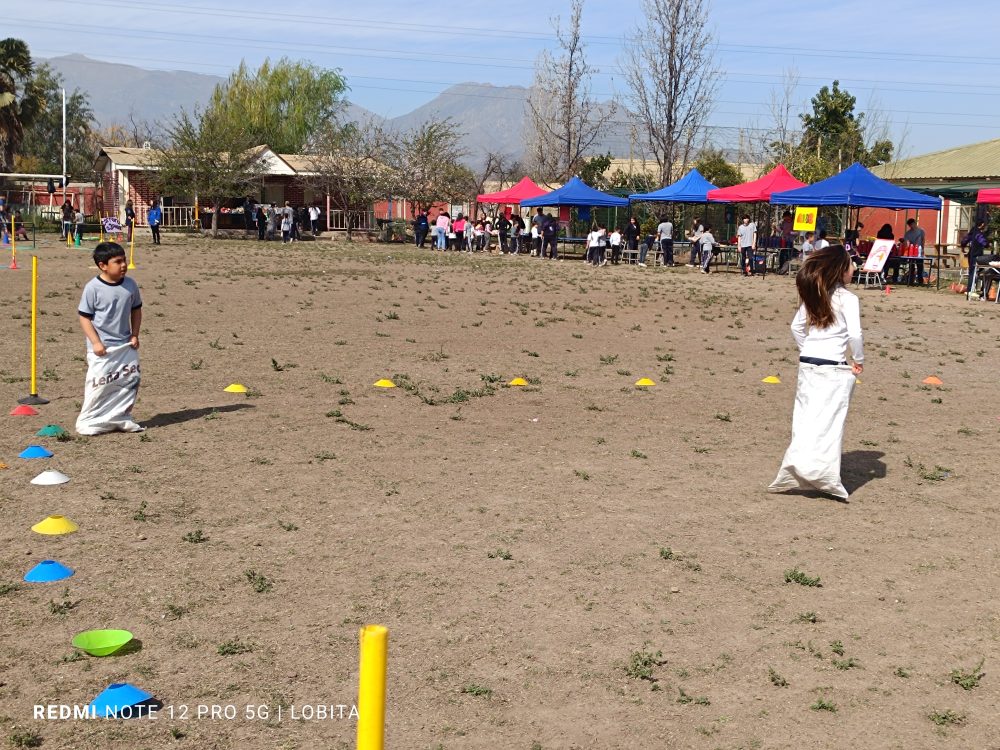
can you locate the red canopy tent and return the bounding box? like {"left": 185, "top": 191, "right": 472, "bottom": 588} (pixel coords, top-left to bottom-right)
{"left": 477, "top": 176, "right": 548, "bottom": 204}
{"left": 706, "top": 164, "right": 806, "bottom": 203}
{"left": 977, "top": 188, "right": 1000, "bottom": 204}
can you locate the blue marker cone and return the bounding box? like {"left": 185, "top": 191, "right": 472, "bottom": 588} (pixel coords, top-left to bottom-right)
{"left": 24, "top": 560, "right": 74, "bottom": 583}
{"left": 19, "top": 445, "right": 54, "bottom": 459}
{"left": 89, "top": 683, "right": 153, "bottom": 718}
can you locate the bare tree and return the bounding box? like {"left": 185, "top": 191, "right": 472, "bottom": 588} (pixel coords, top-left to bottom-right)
{"left": 470, "top": 150, "right": 523, "bottom": 217}
{"left": 621, "top": 0, "right": 720, "bottom": 186}
{"left": 526, "top": 0, "right": 616, "bottom": 184}
{"left": 305, "top": 120, "right": 396, "bottom": 239}
{"left": 390, "top": 117, "right": 473, "bottom": 211}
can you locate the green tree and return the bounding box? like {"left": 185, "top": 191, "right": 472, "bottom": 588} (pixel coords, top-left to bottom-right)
{"left": 799, "top": 80, "right": 893, "bottom": 169}
{"left": 153, "top": 108, "right": 266, "bottom": 237}
{"left": 693, "top": 147, "right": 742, "bottom": 187}
{"left": 578, "top": 153, "right": 612, "bottom": 189}
{"left": 205, "top": 58, "right": 347, "bottom": 154}
{"left": 0, "top": 38, "right": 45, "bottom": 173}
{"left": 19, "top": 63, "right": 94, "bottom": 179}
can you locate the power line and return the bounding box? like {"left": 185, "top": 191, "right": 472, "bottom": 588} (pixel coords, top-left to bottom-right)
{"left": 35, "top": 0, "right": 1000, "bottom": 69}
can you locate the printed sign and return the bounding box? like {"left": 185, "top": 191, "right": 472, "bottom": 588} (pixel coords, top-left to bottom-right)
{"left": 793, "top": 207, "right": 818, "bottom": 231}
{"left": 861, "top": 239, "right": 895, "bottom": 273}
{"left": 101, "top": 217, "right": 122, "bottom": 233}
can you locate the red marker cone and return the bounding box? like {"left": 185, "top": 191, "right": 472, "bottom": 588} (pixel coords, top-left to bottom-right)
{"left": 8, "top": 254, "right": 17, "bottom": 270}
{"left": 884, "top": 285, "right": 891, "bottom": 295}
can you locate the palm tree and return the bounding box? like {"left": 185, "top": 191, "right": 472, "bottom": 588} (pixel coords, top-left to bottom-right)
{"left": 0, "top": 38, "right": 44, "bottom": 172}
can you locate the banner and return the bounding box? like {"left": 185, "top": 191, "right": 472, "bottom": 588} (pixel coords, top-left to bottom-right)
{"left": 793, "top": 207, "right": 818, "bottom": 231}
{"left": 861, "top": 239, "right": 894, "bottom": 273}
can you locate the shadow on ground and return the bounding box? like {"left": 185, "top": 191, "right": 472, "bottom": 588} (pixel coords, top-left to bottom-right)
{"left": 143, "top": 404, "right": 254, "bottom": 428}
{"left": 842, "top": 450, "right": 887, "bottom": 494}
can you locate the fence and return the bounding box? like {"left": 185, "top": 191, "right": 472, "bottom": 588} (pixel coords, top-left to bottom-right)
{"left": 327, "top": 210, "right": 377, "bottom": 232}
{"left": 134, "top": 206, "right": 195, "bottom": 228}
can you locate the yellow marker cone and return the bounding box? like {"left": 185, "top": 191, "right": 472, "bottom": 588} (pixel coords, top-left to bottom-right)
{"left": 634, "top": 377, "right": 656, "bottom": 387}
{"left": 922, "top": 376, "right": 942, "bottom": 386}
{"left": 508, "top": 377, "right": 528, "bottom": 386}
{"left": 373, "top": 379, "right": 396, "bottom": 388}
{"left": 31, "top": 514, "right": 79, "bottom": 535}
{"left": 223, "top": 383, "right": 248, "bottom": 393}
{"left": 0, "top": 462, "right": 8, "bottom": 470}
{"left": 762, "top": 376, "right": 781, "bottom": 384}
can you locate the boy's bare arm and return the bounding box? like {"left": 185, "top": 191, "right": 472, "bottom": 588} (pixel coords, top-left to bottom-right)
{"left": 79, "top": 315, "right": 106, "bottom": 356}
{"left": 130, "top": 307, "right": 141, "bottom": 348}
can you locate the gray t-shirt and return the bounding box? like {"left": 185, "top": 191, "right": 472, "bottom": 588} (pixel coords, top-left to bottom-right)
{"left": 657, "top": 221, "right": 673, "bottom": 240}
{"left": 737, "top": 222, "right": 756, "bottom": 248}
{"left": 78, "top": 276, "right": 142, "bottom": 350}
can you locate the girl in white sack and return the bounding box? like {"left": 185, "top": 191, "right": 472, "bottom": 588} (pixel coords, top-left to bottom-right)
{"left": 76, "top": 242, "right": 144, "bottom": 435}
{"left": 768, "top": 246, "right": 863, "bottom": 500}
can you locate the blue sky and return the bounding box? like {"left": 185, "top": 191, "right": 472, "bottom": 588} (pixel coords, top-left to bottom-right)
{"left": 14, "top": 0, "right": 1000, "bottom": 160}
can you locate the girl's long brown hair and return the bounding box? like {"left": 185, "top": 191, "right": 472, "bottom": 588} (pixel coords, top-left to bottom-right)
{"left": 795, "top": 245, "right": 852, "bottom": 329}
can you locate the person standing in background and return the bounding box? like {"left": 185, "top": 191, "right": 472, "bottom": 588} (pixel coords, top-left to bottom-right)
{"left": 147, "top": 199, "right": 162, "bottom": 244}
{"left": 309, "top": 204, "right": 321, "bottom": 235}
{"left": 737, "top": 214, "right": 757, "bottom": 277}
{"left": 903, "top": 217, "right": 926, "bottom": 286}
{"left": 657, "top": 215, "right": 675, "bottom": 267}
{"left": 124, "top": 199, "right": 135, "bottom": 243}
{"left": 61, "top": 199, "right": 74, "bottom": 241}
{"left": 686, "top": 216, "right": 704, "bottom": 266}
{"left": 413, "top": 209, "right": 429, "bottom": 248}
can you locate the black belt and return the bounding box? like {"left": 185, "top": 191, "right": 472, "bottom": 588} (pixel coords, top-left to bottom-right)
{"left": 800, "top": 356, "right": 847, "bottom": 366}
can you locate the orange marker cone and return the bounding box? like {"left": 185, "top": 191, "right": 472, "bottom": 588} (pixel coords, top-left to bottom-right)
{"left": 884, "top": 285, "right": 891, "bottom": 295}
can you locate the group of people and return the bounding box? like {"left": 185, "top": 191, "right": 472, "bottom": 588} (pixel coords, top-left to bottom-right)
{"left": 245, "top": 198, "right": 322, "bottom": 242}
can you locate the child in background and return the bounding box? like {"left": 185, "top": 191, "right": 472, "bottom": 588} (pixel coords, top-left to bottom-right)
{"left": 768, "top": 246, "right": 863, "bottom": 499}
{"left": 74, "top": 208, "right": 85, "bottom": 243}
{"left": 609, "top": 226, "right": 623, "bottom": 264}
{"left": 586, "top": 224, "right": 604, "bottom": 266}
{"left": 75, "top": 242, "right": 144, "bottom": 435}
{"left": 699, "top": 224, "right": 716, "bottom": 273}
{"left": 800, "top": 231, "right": 815, "bottom": 259}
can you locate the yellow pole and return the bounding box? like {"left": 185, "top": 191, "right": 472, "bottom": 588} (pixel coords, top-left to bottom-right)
{"left": 356, "top": 624, "right": 388, "bottom": 750}
{"left": 100, "top": 217, "right": 104, "bottom": 243}
{"left": 9, "top": 212, "right": 16, "bottom": 268}
{"left": 29, "top": 255, "right": 37, "bottom": 396}
{"left": 128, "top": 215, "right": 136, "bottom": 269}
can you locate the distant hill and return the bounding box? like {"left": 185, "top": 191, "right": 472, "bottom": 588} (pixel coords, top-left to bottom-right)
{"left": 386, "top": 82, "right": 529, "bottom": 164}
{"left": 40, "top": 55, "right": 627, "bottom": 167}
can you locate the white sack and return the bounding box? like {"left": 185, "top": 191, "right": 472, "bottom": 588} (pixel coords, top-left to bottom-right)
{"left": 768, "top": 363, "right": 855, "bottom": 499}
{"left": 75, "top": 343, "right": 143, "bottom": 435}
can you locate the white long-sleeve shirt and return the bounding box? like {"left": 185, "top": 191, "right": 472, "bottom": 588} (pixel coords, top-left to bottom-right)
{"left": 791, "top": 285, "right": 864, "bottom": 363}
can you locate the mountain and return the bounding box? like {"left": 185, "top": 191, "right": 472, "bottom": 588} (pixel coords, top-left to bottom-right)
{"left": 39, "top": 56, "right": 625, "bottom": 167}
{"left": 43, "top": 54, "right": 224, "bottom": 129}
{"left": 385, "top": 82, "right": 529, "bottom": 165}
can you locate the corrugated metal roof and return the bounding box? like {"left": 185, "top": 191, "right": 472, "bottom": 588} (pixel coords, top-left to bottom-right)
{"left": 98, "top": 146, "right": 163, "bottom": 169}
{"left": 872, "top": 137, "right": 1000, "bottom": 180}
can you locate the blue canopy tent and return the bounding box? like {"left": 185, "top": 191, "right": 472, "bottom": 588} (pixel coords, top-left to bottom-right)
{"left": 772, "top": 162, "right": 943, "bottom": 288}
{"left": 521, "top": 176, "right": 629, "bottom": 208}
{"left": 770, "top": 162, "right": 940, "bottom": 209}
{"left": 628, "top": 169, "right": 718, "bottom": 203}
{"left": 521, "top": 177, "right": 628, "bottom": 260}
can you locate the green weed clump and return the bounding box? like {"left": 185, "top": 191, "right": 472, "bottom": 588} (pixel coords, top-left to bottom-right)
{"left": 784, "top": 567, "right": 822, "bottom": 587}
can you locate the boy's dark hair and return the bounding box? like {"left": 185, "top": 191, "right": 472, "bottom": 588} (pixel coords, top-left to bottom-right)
{"left": 94, "top": 242, "right": 126, "bottom": 267}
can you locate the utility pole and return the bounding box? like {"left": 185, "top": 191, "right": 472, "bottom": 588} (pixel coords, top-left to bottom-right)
{"left": 61, "top": 89, "right": 67, "bottom": 203}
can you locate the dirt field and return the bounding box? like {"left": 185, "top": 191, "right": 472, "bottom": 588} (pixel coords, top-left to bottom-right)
{"left": 1, "top": 234, "right": 998, "bottom": 750}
